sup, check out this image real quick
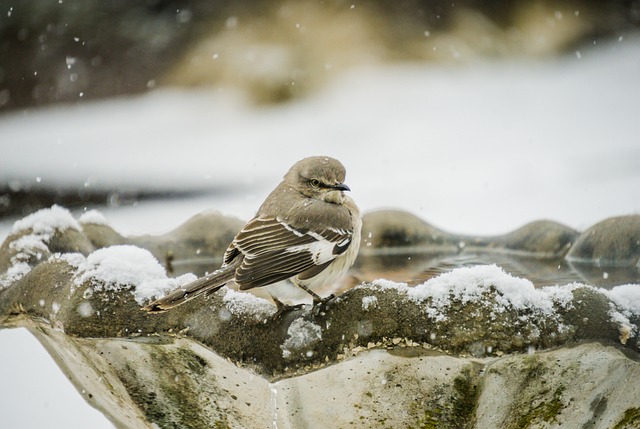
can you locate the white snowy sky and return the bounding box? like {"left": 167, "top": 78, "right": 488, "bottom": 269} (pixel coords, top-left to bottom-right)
{"left": 1, "top": 35, "right": 640, "bottom": 429}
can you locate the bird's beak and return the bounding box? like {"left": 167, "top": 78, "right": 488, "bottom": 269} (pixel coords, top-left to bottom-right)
{"left": 332, "top": 183, "right": 351, "bottom": 192}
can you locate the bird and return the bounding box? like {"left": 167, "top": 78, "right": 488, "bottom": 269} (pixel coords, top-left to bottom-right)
{"left": 144, "top": 156, "right": 361, "bottom": 313}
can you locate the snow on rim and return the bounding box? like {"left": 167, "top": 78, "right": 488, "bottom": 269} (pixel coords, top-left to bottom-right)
{"left": 1, "top": 205, "right": 82, "bottom": 288}
{"left": 223, "top": 288, "right": 277, "bottom": 320}
{"left": 368, "top": 264, "right": 640, "bottom": 342}
{"left": 11, "top": 204, "right": 81, "bottom": 235}
{"left": 369, "top": 264, "right": 577, "bottom": 321}
{"left": 281, "top": 318, "right": 323, "bottom": 359}
{"left": 73, "top": 245, "right": 196, "bottom": 305}
{"left": 78, "top": 209, "right": 109, "bottom": 226}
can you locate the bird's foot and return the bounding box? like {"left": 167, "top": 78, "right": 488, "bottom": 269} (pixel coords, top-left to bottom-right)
{"left": 311, "top": 293, "right": 336, "bottom": 315}
{"left": 272, "top": 298, "right": 306, "bottom": 319}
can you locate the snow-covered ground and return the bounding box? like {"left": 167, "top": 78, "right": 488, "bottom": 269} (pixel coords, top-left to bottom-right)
{"left": 1, "top": 35, "right": 640, "bottom": 428}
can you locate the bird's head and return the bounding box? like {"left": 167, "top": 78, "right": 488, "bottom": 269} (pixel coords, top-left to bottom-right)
{"left": 285, "top": 156, "right": 351, "bottom": 204}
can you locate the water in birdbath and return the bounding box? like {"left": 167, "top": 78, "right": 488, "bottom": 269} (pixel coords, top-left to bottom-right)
{"left": 167, "top": 249, "right": 640, "bottom": 298}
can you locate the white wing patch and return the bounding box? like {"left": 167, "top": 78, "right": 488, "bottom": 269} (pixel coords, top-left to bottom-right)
{"left": 285, "top": 232, "right": 337, "bottom": 265}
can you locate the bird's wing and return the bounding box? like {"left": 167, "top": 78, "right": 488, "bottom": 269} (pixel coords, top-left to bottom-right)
{"left": 225, "top": 217, "right": 354, "bottom": 290}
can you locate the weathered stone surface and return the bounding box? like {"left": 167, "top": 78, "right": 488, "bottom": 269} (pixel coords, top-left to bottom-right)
{"left": 476, "top": 342, "right": 640, "bottom": 429}
{"left": 566, "top": 215, "right": 640, "bottom": 266}
{"left": 81, "top": 211, "right": 245, "bottom": 274}
{"left": 19, "top": 323, "right": 640, "bottom": 429}
{"left": 2, "top": 206, "right": 640, "bottom": 428}
{"left": 481, "top": 219, "right": 578, "bottom": 257}
{"left": 361, "top": 210, "right": 460, "bottom": 251}
{"left": 361, "top": 210, "right": 579, "bottom": 257}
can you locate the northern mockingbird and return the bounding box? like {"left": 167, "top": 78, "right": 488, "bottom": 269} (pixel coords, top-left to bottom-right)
{"left": 145, "top": 156, "right": 361, "bottom": 313}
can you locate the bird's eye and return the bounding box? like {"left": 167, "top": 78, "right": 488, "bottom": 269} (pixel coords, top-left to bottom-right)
{"left": 310, "top": 179, "right": 320, "bottom": 188}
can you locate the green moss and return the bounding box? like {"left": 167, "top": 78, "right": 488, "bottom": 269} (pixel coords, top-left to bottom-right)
{"left": 416, "top": 410, "right": 440, "bottom": 429}
{"left": 613, "top": 407, "right": 640, "bottom": 429}
{"left": 410, "top": 367, "right": 479, "bottom": 429}
{"left": 522, "top": 356, "right": 547, "bottom": 383}
{"left": 512, "top": 386, "right": 566, "bottom": 429}
{"left": 176, "top": 347, "right": 208, "bottom": 375}
{"left": 118, "top": 348, "right": 228, "bottom": 429}
{"left": 451, "top": 368, "right": 480, "bottom": 425}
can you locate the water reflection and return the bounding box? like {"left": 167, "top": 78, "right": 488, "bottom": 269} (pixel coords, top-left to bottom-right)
{"left": 169, "top": 249, "right": 640, "bottom": 294}
{"left": 354, "top": 250, "right": 640, "bottom": 289}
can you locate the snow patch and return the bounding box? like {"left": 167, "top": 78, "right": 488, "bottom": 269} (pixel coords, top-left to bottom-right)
{"left": 369, "top": 265, "right": 640, "bottom": 345}
{"left": 407, "top": 265, "right": 562, "bottom": 321}
{"left": 50, "top": 252, "right": 86, "bottom": 269}
{"left": 12, "top": 205, "right": 80, "bottom": 235}
{"left": 603, "top": 284, "right": 640, "bottom": 343}
{"left": 1, "top": 205, "right": 80, "bottom": 288}
{"left": 281, "top": 318, "right": 322, "bottom": 359}
{"left": 362, "top": 295, "right": 379, "bottom": 311}
{"left": 79, "top": 210, "right": 109, "bottom": 226}
{"left": 605, "top": 284, "right": 640, "bottom": 315}
{"left": 223, "top": 288, "right": 277, "bottom": 320}
{"left": 0, "top": 263, "right": 32, "bottom": 289}
{"left": 367, "top": 279, "right": 410, "bottom": 292}
{"left": 73, "top": 245, "right": 196, "bottom": 305}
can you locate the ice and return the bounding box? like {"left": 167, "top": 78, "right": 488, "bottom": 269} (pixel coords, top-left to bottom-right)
{"left": 281, "top": 318, "right": 323, "bottom": 358}
{"left": 73, "top": 245, "right": 197, "bottom": 304}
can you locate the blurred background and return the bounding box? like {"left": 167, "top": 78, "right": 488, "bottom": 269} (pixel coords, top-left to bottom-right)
{"left": 1, "top": 0, "right": 640, "bottom": 428}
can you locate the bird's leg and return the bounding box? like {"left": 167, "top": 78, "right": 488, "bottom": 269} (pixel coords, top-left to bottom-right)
{"left": 295, "top": 284, "right": 335, "bottom": 306}
{"left": 271, "top": 295, "right": 305, "bottom": 319}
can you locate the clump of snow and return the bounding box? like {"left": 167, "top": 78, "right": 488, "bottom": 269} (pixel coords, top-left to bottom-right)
{"left": 603, "top": 284, "right": 640, "bottom": 344}
{"left": 11, "top": 204, "right": 80, "bottom": 235}
{"left": 50, "top": 252, "right": 86, "bottom": 269}
{"left": 605, "top": 284, "right": 640, "bottom": 315}
{"left": 1, "top": 205, "right": 81, "bottom": 289}
{"left": 281, "top": 318, "right": 322, "bottom": 359}
{"left": 10, "top": 234, "right": 50, "bottom": 255}
{"left": 74, "top": 245, "right": 196, "bottom": 305}
{"left": 405, "top": 265, "right": 565, "bottom": 321}
{"left": 368, "top": 265, "right": 640, "bottom": 345}
{"left": 79, "top": 210, "right": 109, "bottom": 226}
{"left": 365, "top": 279, "right": 410, "bottom": 293}
{"left": 0, "top": 263, "right": 32, "bottom": 289}
{"left": 77, "top": 301, "right": 94, "bottom": 318}
{"left": 362, "top": 295, "right": 379, "bottom": 311}
{"left": 223, "top": 288, "right": 277, "bottom": 320}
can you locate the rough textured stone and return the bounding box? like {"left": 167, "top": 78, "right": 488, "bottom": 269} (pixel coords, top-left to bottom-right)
{"left": 2, "top": 207, "right": 640, "bottom": 428}
{"left": 361, "top": 210, "right": 579, "bottom": 257}
{"left": 361, "top": 210, "right": 460, "bottom": 251}
{"left": 476, "top": 342, "right": 640, "bottom": 429}
{"left": 81, "top": 211, "right": 245, "bottom": 274}
{"left": 481, "top": 219, "right": 578, "bottom": 257}
{"left": 20, "top": 324, "right": 640, "bottom": 429}
{"left": 566, "top": 215, "right": 640, "bottom": 266}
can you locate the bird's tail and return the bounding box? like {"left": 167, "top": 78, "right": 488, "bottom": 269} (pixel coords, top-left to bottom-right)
{"left": 143, "top": 260, "right": 239, "bottom": 313}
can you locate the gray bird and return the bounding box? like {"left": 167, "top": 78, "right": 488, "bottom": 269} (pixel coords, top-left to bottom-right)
{"left": 144, "top": 156, "right": 361, "bottom": 313}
